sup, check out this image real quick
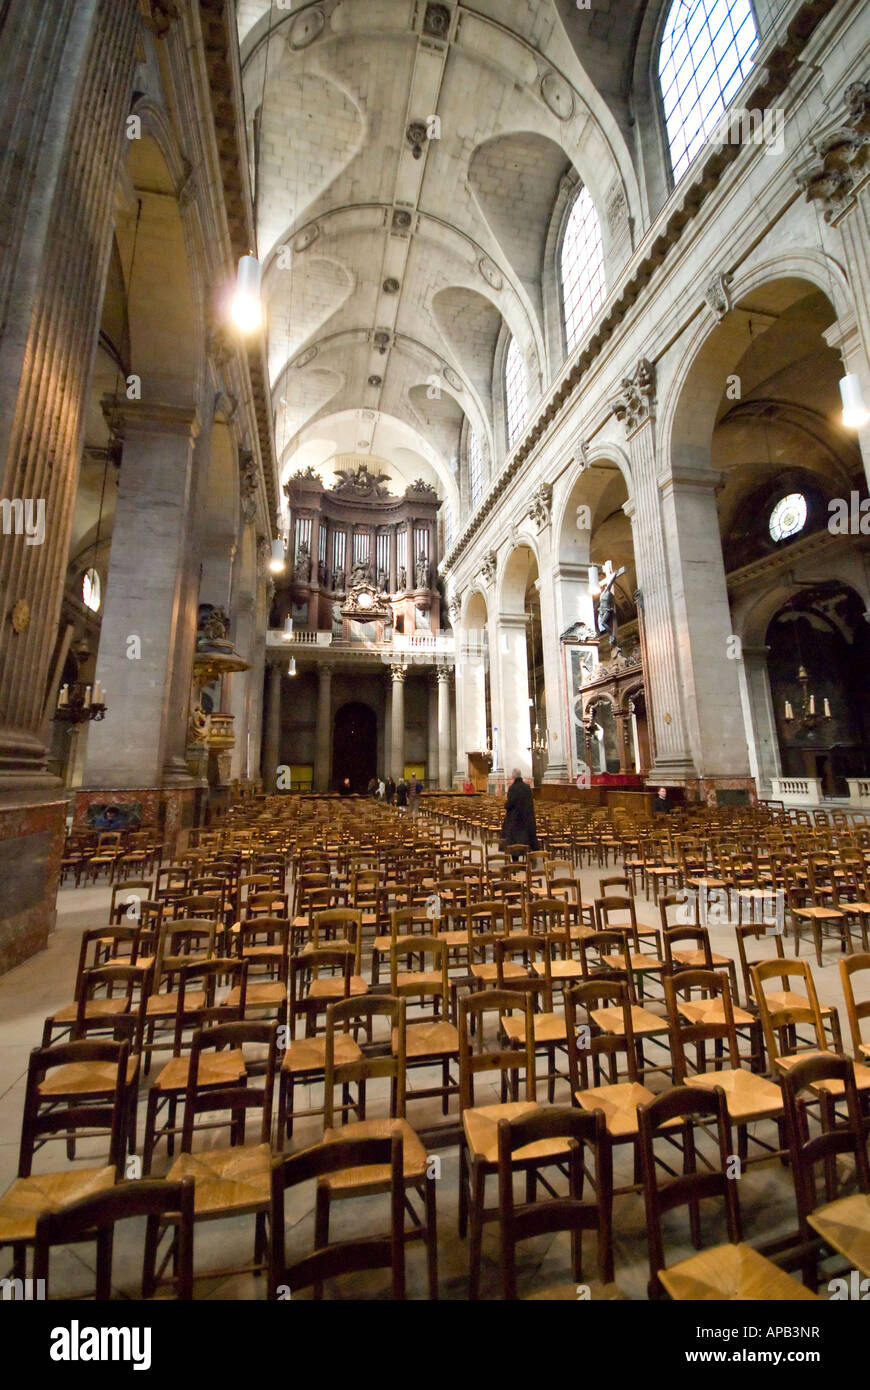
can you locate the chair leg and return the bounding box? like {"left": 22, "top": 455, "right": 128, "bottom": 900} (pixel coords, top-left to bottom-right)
{"left": 424, "top": 1175, "right": 439, "bottom": 1300}
{"left": 458, "top": 1141, "right": 469, "bottom": 1239}
{"left": 467, "top": 1162, "right": 485, "bottom": 1300}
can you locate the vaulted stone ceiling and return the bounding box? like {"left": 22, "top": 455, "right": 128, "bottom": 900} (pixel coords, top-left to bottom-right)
{"left": 237, "top": 0, "right": 656, "bottom": 518}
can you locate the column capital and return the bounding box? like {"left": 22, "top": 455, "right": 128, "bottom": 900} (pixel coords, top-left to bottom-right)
{"left": 390, "top": 663, "right": 407, "bottom": 683}
{"left": 436, "top": 667, "right": 451, "bottom": 683}
{"left": 101, "top": 396, "right": 200, "bottom": 441}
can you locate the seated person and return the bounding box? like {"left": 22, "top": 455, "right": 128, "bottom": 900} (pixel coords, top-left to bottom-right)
{"left": 652, "top": 786, "right": 671, "bottom": 814}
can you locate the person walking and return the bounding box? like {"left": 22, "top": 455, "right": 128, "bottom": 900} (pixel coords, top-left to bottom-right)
{"left": 501, "top": 769, "right": 538, "bottom": 855}
{"left": 385, "top": 776, "right": 396, "bottom": 805}
{"left": 409, "top": 774, "right": 422, "bottom": 813}
{"left": 396, "top": 778, "right": 408, "bottom": 810}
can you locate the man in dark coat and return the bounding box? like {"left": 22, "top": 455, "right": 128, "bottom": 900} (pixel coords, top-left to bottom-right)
{"left": 501, "top": 769, "right": 538, "bottom": 852}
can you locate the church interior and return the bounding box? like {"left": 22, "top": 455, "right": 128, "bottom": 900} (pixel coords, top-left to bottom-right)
{"left": 1, "top": 0, "right": 870, "bottom": 1313}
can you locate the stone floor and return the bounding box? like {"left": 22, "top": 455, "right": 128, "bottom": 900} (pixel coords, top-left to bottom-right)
{"left": 0, "top": 853, "right": 865, "bottom": 1300}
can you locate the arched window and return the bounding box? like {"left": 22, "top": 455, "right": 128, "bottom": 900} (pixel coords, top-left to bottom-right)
{"left": 504, "top": 337, "right": 527, "bottom": 451}
{"left": 658, "top": 0, "right": 758, "bottom": 185}
{"left": 82, "top": 567, "right": 101, "bottom": 612}
{"left": 469, "top": 430, "right": 483, "bottom": 510}
{"left": 561, "top": 185, "right": 606, "bottom": 355}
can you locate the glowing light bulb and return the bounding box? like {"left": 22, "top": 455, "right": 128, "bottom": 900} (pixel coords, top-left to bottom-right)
{"left": 230, "top": 255, "right": 262, "bottom": 333}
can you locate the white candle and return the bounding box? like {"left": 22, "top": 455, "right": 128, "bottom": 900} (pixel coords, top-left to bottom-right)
{"left": 58, "top": 684, "right": 68, "bottom": 708}
{"left": 823, "top": 698, "right": 831, "bottom": 717}
{"left": 93, "top": 681, "right": 101, "bottom": 704}
{"left": 83, "top": 685, "right": 92, "bottom": 709}
{"left": 784, "top": 701, "right": 793, "bottom": 720}
{"left": 809, "top": 694, "right": 815, "bottom": 715}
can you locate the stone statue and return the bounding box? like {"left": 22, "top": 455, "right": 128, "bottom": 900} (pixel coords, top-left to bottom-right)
{"left": 294, "top": 542, "right": 311, "bottom": 582}
{"left": 332, "top": 569, "right": 345, "bottom": 594}
{"left": 318, "top": 559, "right": 328, "bottom": 587}
{"left": 415, "top": 554, "right": 429, "bottom": 590}
{"left": 351, "top": 557, "right": 371, "bottom": 585}
{"left": 397, "top": 565, "right": 406, "bottom": 591}
{"left": 377, "top": 568, "right": 388, "bottom": 593}
{"left": 596, "top": 560, "right": 626, "bottom": 650}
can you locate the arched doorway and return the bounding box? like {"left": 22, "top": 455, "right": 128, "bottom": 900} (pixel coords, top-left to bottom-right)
{"left": 332, "top": 701, "right": 378, "bottom": 792}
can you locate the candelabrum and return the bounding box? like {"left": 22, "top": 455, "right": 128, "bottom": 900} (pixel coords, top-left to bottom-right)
{"left": 783, "top": 666, "right": 831, "bottom": 732}
{"left": 55, "top": 681, "right": 107, "bottom": 723}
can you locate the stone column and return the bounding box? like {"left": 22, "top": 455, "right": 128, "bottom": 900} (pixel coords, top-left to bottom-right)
{"left": 313, "top": 664, "right": 332, "bottom": 791}
{"left": 390, "top": 663, "right": 406, "bottom": 782}
{"left": 0, "top": 0, "right": 139, "bottom": 788}
{"left": 427, "top": 673, "right": 438, "bottom": 786}
{"left": 611, "top": 361, "right": 695, "bottom": 781}
{"left": 536, "top": 533, "right": 570, "bottom": 783}
{"left": 84, "top": 402, "right": 200, "bottom": 787}
{"left": 739, "top": 645, "right": 781, "bottom": 797}
{"left": 262, "top": 662, "right": 282, "bottom": 791}
{"left": 495, "top": 613, "right": 532, "bottom": 781}
{"left": 437, "top": 668, "right": 451, "bottom": 789}
{"left": 384, "top": 675, "right": 392, "bottom": 777}
{"left": 658, "top": 464, "right": 750, "bottom": 782}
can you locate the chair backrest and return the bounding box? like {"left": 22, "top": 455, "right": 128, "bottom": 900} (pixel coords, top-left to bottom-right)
{"left": 466, "top": 901, "right": 509, "bottom": 961}
{"left": 496, "top": 1106, "right": 613, "bottom": 1299}
{"left": 594, "top": 895, "right": 639, "bottom": 943}
{"left": 564, "top": 979, "right": 639, "bottom": 1090}
{"left": 494, "top": 932, "right": 553, "bottom": 1006}
{"left": 665, "top": 968, "right": 741, "bottom": 1080}
{"left": 19, "top": 1039, "right": 131, "bottom": 1178}
{"left": 638, "top": 1084, "right": 742, "bottom": 1299}
{"left": 269, "top": 1132, "right": 406, "bottom": 1299}
{"left": 661, "top": 924, "right": 714, "bottom": 974}
{"left": 75, "top": 962, "right": 153, "bottom": 1050}
{"left": 323, "top": 996, "right": 406, "bottom": 1125}
{"left": 110, "top": 879, "right": 154, "bottom": 916}
{"left": 526, "top": 898, "right": 570, "bottom": 942}
{"left": 733, "top": 921, "right": 786, "bottom": 1002}
{"left": 170, "top": 958, "right": 248, "bottom": 1052}
{"left": 389, "top": 935, "right": 449, "bottom": 1007}
{"left": 181, "top": 1020, "right": 278, "bottom": 1150}
{"left": 458, "top": 989, "right": 535, "bottom": 1109}
{"left": 839, "top": 953, "right": 870, "bottom": 1059}
{"left": 579, "top": 930, "right": 631, "bottom": 981}
{"left": 600, "top": 876, "right": 634, "bottom": 899}
{"left": 659, "top": 893, "right": 697, "bottom": 932}
{"left": 779, "top": 1053, "right": 870, "bottom": 1235}
{"left": 33, "top": 1178, "right": 195, "bottom": 1300}
{"left": 750, "top": 957, "right": 827, "bottom": 1064}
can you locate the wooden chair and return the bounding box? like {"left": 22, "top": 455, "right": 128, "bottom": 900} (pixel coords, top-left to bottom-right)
{"left": 735, "top": 922, "right": 843, "bottom": 1053}
{"left": 458, "top": 988, "right": 564, "bottom": 1298}
{"left": 142, "top": 958, "right": 249, "bottom": 1172}
{"left": 0, "top": 1040, "right": 131, "bottom": 1278}
{"left": 233, "top": 917, "right": 289, "bottom": 1020}
{"left": 278, "top": 949, "right": 364, "bottom": 1142}
{"left": 750, "top": 957, "right": 861, "bottom": 1086}
{"left": 84, "top": 831, "right": 124, "bottom": 883}
{"left": 780, "top": 1052, "right": 870, "bottom": 1289}
{"left": 165, "top": 1021, "right": 279, "bottom": 1281}
{"left": 840, "top": 953, "right": 870, "bottom": 1061}
{"left": 389, "top": 935, "right": 459, "bottom": 1122}
{"left": 320, "top": 995, "right": 438, "bottom": 1299}
{"left": 665, "top": 968, "right": 785, "bottom": 1166}
{"left": 496, "top": 1107, "right": 617, "bottom": 1301}
{"left": 41, "top": 927, "right": 144, "bottom": 1046}
{"left": 495, "top": 933, "right": 568, "bottom": 1102}
{"left": 269, "top": 1132, "right": 406, "bottom": 1300}
{"left": 638, "top": 1085, "right": 817, "bottom": 1301}
{"left": 33, "top": 1177, "right": 195, "bottom": 1300}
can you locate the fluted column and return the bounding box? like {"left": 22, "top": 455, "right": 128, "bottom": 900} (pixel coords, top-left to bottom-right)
{"left": 313, "top": 664, "right": 332, "bottom": 791}
{"left": 390, "top": 664, "right": 406, "bottom": 782}
{"left": 84, "top": 401, "right": 200, "bottom": 787}
{"left": 437, "top": 668, "right": 451, "bottom": 789}
{"left": 262, "top": 662, "right": 282, "bottom": 790}
{"left": 0, "top": 0, "right": 139, "bottom": 788}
